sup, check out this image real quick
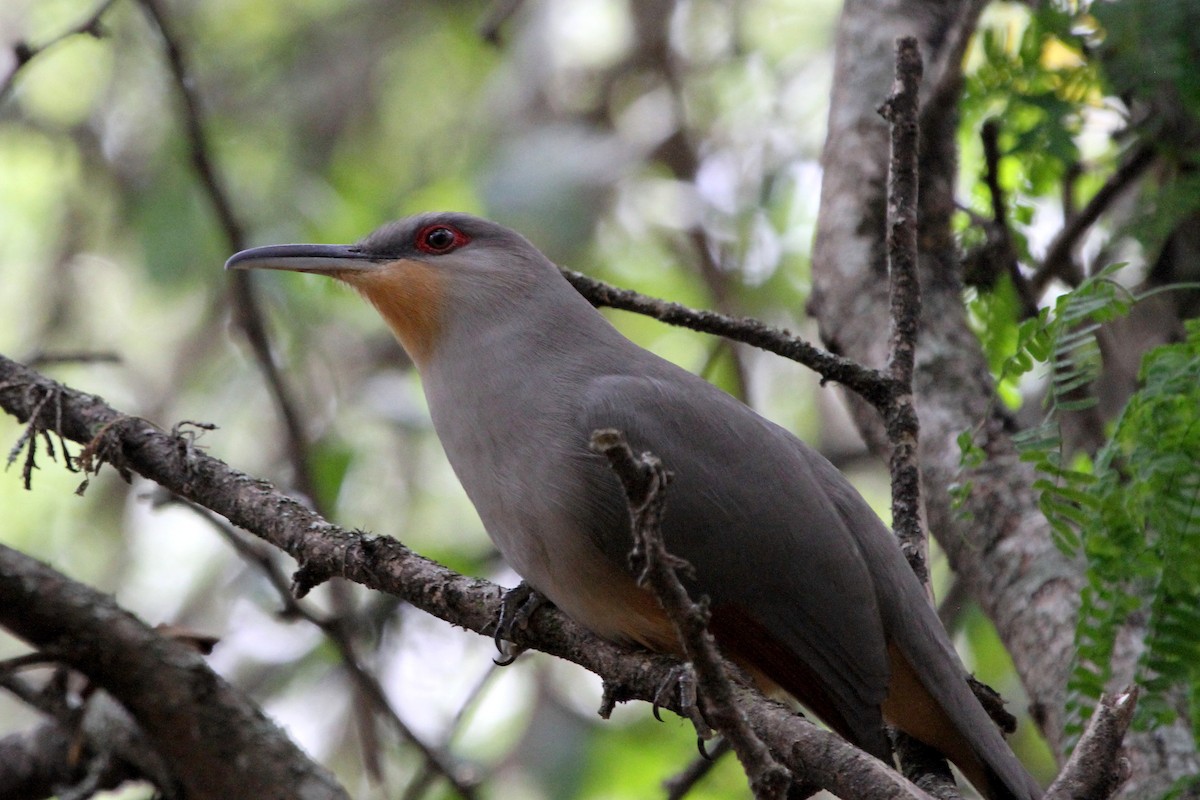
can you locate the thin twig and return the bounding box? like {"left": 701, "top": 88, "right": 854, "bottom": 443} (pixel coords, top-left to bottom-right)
{"left": 589, "top": 429, "right": 791, "bottom": 800}
{"left": 0, "top": 672, "right": 67, "bottom": 717}
{"left": 562, "top": 269, "right": 895, "bottom": 412}
{"left": 131, "top": 10, "right": 372, "bottom": 764}
{"left": 879, "top": 36, "right": 927, "bottom": 587}
{"left": 135, "top": 0, "right": 320, "bottom": 508}
{"left": 0, "top": 653, "right": 59, "bottom": 673}
{"left": 1061, "top": 162, "right": 1081, "bottom": 223}
{"left": 0, "top": 0, "right": 120, "bottom": 103}
{"left": 978, "top": 120, "right": 1038, "bottom": 314}
{"left": 663, "top": 737, "right": 731, "bottom": 800}
{"left": 648, "top": 38, "right": 754, "bottom": 403}
{"left": 178, "top": 500, "right": 480, "bottom": 800}
{"left": 880, "top": 38, "right": 965, "bottom": 800}
{"left": 981, "top": 119, "right": 1010, "bottom": 240}
{"left": 400, "top": 664, "right": 499, "bottom": 800}
{"left": 935, "top": 575, "right": 970, "bottom": 633}
{"left": 135, "top": 0, "right": 243, "bottom": 249}
{"left": 478, "top": 0, "right": 525, "bottom": 44}
{"left": 1031, "top": 143, "right": 1156, "bottom": 295}
{"left": 24, "top": 351, "right": 122, "bottom": 367}
{"left": 917, "top": 1, "right": 990, "bottom": 138}
{"left": 0, "top": 352, "right": 933, "bottom": 800}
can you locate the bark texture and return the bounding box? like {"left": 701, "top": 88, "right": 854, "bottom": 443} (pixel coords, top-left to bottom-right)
{"left": 811, "top": 1, "right": 1198, "bottom": 796}
{"left": 0, "top": 353, "right": 933, "bottom": 800}
{"left": 0, "top": 543, "right": 349, "bottom": 800}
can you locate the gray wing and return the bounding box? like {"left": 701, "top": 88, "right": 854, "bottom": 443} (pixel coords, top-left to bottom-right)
{"left": 573, "top": 371, "right": 892, "bottom": 756}
{"left": 810, "top": 452, "right": 1043, "bottom": 800}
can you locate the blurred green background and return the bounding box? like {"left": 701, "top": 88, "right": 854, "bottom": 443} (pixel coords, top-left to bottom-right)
{"left": 6, "top": 0, "right": 1179, "bottom": 796}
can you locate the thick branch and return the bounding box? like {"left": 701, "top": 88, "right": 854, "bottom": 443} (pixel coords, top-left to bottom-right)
{"left": 1043, "top": 689, "right": 1137, "bottom": 800}
{"left": 0, "top": 544, "right": 348, "bottom": 800}
{"left": 0, "top": 354, "right": 932, "bottom": 800}
{"left": 0, "top": 722, "right": 138, "bottom": 800}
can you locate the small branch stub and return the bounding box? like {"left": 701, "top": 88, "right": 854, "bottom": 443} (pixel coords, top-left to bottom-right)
{"left": 1044, "top": 688, "right": 1138, "bottom": 800}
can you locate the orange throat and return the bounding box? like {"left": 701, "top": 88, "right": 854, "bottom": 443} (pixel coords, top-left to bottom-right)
{"left": 342, "top": 259, "right": 443, "bottom": 367}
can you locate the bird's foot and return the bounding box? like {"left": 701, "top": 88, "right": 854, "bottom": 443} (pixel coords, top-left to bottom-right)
{"left": 653, "top": 663, "right": 714, "bottom": 745}
{"left": 492, "top": 582, "right": 548, "bottom": 666}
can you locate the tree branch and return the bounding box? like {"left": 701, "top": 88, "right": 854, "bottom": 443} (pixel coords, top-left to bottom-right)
{"left": 0, "top": 722, "right": 138, "bottom": 800}
{"left": 0, "top": 0, "right": 120, "bottom": 104}
{"left": 1043, "top": 688, "right": 1136, "bottom": 800}
{"left": 0, "top": 543, "right": 349, "bottom": 800}
{"left": 879, "top": 36, "right": 927, "bottom": 587}
{"left": 812, "top": 0, "right": 1081, "bottom": 767}
{"left": 664, "top": 738, "right": 732, "bottom": 800}
{"left": 478, "top": 0, "right": 525, "bottom": 44}
{"left": 967, "top": 120, "right": 1038, "bottom": 314}
{"left": 562, "top": 269, "right": 896, "bottom": 413}
{"left": 135, "top": 0, "right": 321, "bottom": 507}
{"left": 877, "top": 38, "right": 962, "bottom": 800}
{"left": 174, "top": 499, "right": 479, "bottom": 799}
{"left": 0, "top": 658, "right": 181, "bottom": 799}
{"left": 1031, "top": 144, "right": 1156, "bottom": 295}
{"left": 590, "top": 429, "right": 791, "bottom": 800}
{"left": 0, "top": 353, "right": 934, "bottom": 800}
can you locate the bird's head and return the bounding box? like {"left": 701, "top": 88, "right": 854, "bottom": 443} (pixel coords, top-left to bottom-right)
{"left": 225, "top": 213, "right": 553, "bottom": 366}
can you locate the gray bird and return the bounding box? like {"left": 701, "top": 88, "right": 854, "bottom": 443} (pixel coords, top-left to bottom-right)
{"left": 226, "top": 212, "right": 1041, "bottom": 800}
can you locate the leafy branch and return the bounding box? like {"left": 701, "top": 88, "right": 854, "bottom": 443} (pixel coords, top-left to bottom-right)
{"left": 962, "top": 263, "right": 1200, "bottom": 765}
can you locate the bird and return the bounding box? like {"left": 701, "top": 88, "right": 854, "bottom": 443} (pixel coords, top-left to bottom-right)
{"left": 226, "top": 212, "right": 1042, "bottom": 800}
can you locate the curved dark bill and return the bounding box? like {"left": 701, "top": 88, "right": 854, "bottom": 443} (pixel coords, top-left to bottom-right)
{"left": 224, "top": 243, "right": 385, "bottom": 274}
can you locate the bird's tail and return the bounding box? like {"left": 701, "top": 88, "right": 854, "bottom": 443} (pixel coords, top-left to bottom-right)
{"left": 884, "top": 634, "right": 1042, "bottom": 800}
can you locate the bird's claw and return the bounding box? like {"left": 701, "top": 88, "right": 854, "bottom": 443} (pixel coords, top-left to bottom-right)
{"left": 652, "top": 663, "right": 713, "bottom": 741}
{"left": 493, "top": 643, "right": 523, "bottom": 667}
{"left": 492, "top": 582, "right": 547, "bottom": 665}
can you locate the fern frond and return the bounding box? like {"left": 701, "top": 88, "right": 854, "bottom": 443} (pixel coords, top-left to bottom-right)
{"left": 1069, "top": 319, "right": 1200, "bottom": 741}
{"left": 963, "top": 264, "right": 1200, "bottom": 751}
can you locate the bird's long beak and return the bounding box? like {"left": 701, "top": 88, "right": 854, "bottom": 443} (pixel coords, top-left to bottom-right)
{"left": 224, "top": 244, "right": 387, "bottom": 275}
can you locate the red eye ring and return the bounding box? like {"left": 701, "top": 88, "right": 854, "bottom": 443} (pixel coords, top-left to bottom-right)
{"left": 415, "top": 224, "right": 469, "bottom": 254}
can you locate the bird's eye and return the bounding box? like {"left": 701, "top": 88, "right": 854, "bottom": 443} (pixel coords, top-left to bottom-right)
{"left": 416, "top": 225, "right": 468, "bottom": 254}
